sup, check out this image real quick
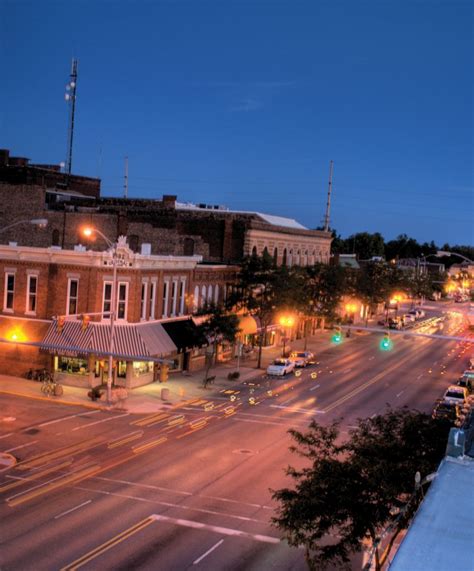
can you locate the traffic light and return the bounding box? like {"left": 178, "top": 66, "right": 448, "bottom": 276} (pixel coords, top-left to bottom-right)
{"left": 57, "top": 315, "right": 65, "bottom": 333}
{"left": 380, "top": 333, "right": 393, "bottom": 351}
{"left": 81, "top": 314, "right": 91, "bottom": 331}
{"left": 332, "top": 326, "right": 343, "bottom": 344}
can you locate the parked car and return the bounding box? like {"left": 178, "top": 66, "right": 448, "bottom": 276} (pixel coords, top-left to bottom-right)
{"left": 442, "top": 385, "right": 468, "bottom": 406}
{"left": 432, "top": 400, "right": 464, "bottom": 426}
{"left": 402, "top": 314, "right": 416, "bottom": 324}
{"left": 408, "top": 309, "right": 425, "bottom": 320}
{"left": 457, "top": 375, "right": 473, "bottom": 394}
{"left": 389, "top": 317, "right": 402, "bottom": 330}
{"left": 266, "top": 358, "right": 296, "bottom": 376}
{"left": 289, "top": 351, "right": 314, "bottom": 368}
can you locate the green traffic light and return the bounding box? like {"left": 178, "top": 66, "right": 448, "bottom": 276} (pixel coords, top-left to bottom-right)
{"left": 332, "top": 333, "right": 342, "bottom": 344}
{"left": 380, "top": 336, "right": 393, "bottom": 351}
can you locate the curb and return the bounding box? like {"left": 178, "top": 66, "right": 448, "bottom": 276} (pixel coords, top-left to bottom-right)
{"left": 0, "top": 389, "right": 102, "bottom": 411}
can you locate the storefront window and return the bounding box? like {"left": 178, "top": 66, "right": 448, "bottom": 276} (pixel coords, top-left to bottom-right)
{"left": 117, "top": 361, "right": 127, "bottom": 378}
{"left": 133, "top": 361, "right": 154, "bottom": 376}
{"left": 57, "top": 356, "right": 89, "bottom": 375}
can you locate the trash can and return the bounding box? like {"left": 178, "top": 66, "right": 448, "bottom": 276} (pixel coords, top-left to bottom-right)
{"left": 161, "top": 387, "right": 170, "bottom": 401}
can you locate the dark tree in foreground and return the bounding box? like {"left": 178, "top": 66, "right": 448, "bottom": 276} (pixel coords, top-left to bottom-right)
{"left": 271, "top": 409, "right": 450, "bottom": 570}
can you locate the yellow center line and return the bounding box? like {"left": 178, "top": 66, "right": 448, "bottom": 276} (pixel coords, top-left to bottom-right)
{"left": 132, "top": 436, "right": 168, "bottom": 454}
{"left": 60, "top": 517, "right": 155, "bottom": 571}
{"left": 17, "top": 437, "right": 105, "bottom": 471}
{"left": 107, "top": 431, "right": 143, "bottom": 449}
{"left": 0, "top": 460, "right": 73, "bottom": 493}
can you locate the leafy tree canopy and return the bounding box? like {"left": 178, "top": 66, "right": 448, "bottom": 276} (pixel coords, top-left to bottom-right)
{"left": 272, "top": 408, "right": 450, "bottom": 570}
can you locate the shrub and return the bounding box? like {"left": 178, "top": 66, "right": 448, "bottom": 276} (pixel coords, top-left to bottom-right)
{"left": 227, "top": 371, "right": 240, "bottom": 380}
{"left": 87, "top": 386, "right": 103, "bottom": 401}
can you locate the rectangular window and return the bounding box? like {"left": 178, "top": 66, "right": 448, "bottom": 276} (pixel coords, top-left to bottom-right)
{"left": 27, "top": 275, "right": 38, "bottom": 313}
{"left": 140, "top": 282, "right": 148, "bottom": 320}
{"left": 4, "top": 273, "right": 15, "bottom": 311}
{"left": 103, "top": 282, "right": 112, "bottom": 316}
{"left": 67, "top": 279, "right": 79, "bottom": 316}
{"left": 117, "top": 283, "right": 128, "bottom": 320}
{"left": 179, "top": 280, "right": 186, "bottom": 315}
{"left": 149, "top": 281, "right": 156, "bottom": 320}
{"left": 171, "top": 280, "right": 178, "bottom": 316}
{"left": 162, "top": 281, "right": 170, "bottom": 318}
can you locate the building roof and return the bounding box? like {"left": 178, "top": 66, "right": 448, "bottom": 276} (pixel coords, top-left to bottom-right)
{"left": 389, "top": 455, "right": 474, "bottom": 571}
{"left": 175, "top": 201, "right": 307, "bottom": 230}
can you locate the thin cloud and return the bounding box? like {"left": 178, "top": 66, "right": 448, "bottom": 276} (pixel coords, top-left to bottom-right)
{"left": 230, "top": 98, "right": 262, "bottom": 112}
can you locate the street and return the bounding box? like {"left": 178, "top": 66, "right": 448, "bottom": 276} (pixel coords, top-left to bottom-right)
{"left": 0, "top": 305, "right": 472, "bottom": 571}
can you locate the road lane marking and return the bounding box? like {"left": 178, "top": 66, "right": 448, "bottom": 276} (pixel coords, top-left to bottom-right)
{"left": 396, "top": 390, "right": 404, "bottom": 398}
{"left": 343, "top": 368, "right": 352, "bottom": 374}
{"left": 5, "top": 441, "right": 38, "bottom": 453}
{"left": 54, "top": 499, "right": 92, "bottom": 520}
{"left": 0, "top": 461, "right": 72, "bottom": 493}
{"left": 309, "top": 384, "right": 321, "bottom": 391}
{"left": 72, "top": 413, "right": 129, "bottom": 431}
{"left": 0, "top": 433, "right": 14, "bottom": 440}
{"left": 323, "top": 350, "right": 421, "bottom": 413}
{"left": 193, "top": 539, "right": 224, "bottom": 565}
{"left": 269, "top": 405, "right": 325, "bottom": 414}
{"left": 17, "top": 436, "right": 104, "bottom": 470}
{"left": 151, "top": 514, "right": 280, "bottom": 544}
{"left": 38, "top": 410, "right": 100, "bottom": 427}
{"left": 107, "top": 431, "right": 143, "bottom": 449}
{"left": 232, "top": 418, "right": 288, "bottom": 426}
{"left": 132, "top": 436, "right": 168, "bottom": 454}
{"left": 61, "top": 516, "right": 155, "bottom": 570}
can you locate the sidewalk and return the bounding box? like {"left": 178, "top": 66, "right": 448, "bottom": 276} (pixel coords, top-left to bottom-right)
{"left": 0, "top": 330, "right": 336, "bottom": 414}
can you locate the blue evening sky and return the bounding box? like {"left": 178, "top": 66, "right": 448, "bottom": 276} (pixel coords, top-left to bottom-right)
{"left": 1, "top": 0, "right": 472, "bottom": 245}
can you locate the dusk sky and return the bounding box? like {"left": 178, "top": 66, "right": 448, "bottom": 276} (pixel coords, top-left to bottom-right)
{"left": 1, "top": 0, "right": 472, "bottom": 245}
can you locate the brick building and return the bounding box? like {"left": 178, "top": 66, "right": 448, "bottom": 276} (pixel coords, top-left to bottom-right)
{"left": 0, "top": 241, "right": 237, "bottom": 388}
{"left": 0, "top": 149, "right": 332, "bottom": 264}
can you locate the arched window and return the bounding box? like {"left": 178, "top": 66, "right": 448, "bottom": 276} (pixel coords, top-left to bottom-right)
{"left": 282, "top": 248, "right": 287, "bottom": 266}
{"left": 207, "top": 285, "right": 213, "bottom": 302}
{"left": 193, "top": 285, "right": 199, "bottom": 311}
{"left": 273, "top": 248, "right": 278, "bottom": 265}
{"left": 214, "top": 284, "right": 219, "bottom": 303}
{"left": 201, "top": 285, "right": 207, "bottom": 307}
{"left": 52, "top": 229, "right": 60, "bottom": 246}
{"left": 184, "top": 238, "right": 195, "bottom": 256}
{"left": 288, "top": 249, "right": 293, "bottom": 267}
{"left": 263, "top": 246, "right": 269, "bottom": 257}
{"left": 251, "top": 246, "right": 257, "bottom": 257}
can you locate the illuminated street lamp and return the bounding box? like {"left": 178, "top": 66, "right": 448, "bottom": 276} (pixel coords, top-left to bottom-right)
{"left": 279, "top": 315, "right": 295, "bottom": 357}
{"left": 81, "top": 226, "right": 118, "bottom": 405}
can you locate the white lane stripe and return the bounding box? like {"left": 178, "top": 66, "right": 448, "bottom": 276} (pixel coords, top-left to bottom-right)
{"left": 151, "top": 514, "right": 280, "bottom": 544}
{"left": 279, "top": 397, "right": 296, "bottom": 405}
{"left": 0, "top": 433, "right": 14, "bottom": 440}
{"left": 38, "top": 410, "right": 100, "bottom": 427}
{"left": 54, "top": 499, "right": 92, "bottom": 519}
{"left": 343, "top": 368, "right": 352, "bottom": 373}
{"left": 270, "top": 405, "right": 326, "bottom": 414}
{"left": 396, "top": 390, "right": 404, "bottom": 398}
{"left": 193, "top": 539, "right": 224, "bottom": 565}
{"left": 72, "top": 413, "right": 129, "bottom": 431}
{"left": 309, "top": 384, "right": 321, "bottom": 391}
{"left": 5, "top": 440, "right": 38, "bottom": 453}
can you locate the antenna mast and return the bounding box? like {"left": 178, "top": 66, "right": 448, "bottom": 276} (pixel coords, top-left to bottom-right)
{"left": 124, "top": 156, "right": 129, "bottom": 198}
{"left": 323, "top": 160, "right": 333, "bottom": 232}
{"left": 65, "top": 58, "right": 78, "bottom": 175}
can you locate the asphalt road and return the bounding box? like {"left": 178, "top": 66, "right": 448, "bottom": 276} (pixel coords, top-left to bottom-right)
{"left": 1, "top": 303, "right": 472, "bottom": 571}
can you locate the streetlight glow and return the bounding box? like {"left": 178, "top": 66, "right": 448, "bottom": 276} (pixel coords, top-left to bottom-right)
{"left": 82, "top": 226, "right": 93, "bottom": 238}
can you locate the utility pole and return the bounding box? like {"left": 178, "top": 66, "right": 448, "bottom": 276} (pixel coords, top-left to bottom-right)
{"left": 65, "top": 58, "right": 78, "bottom": 176}
{"left": 124, "top": 156, "right": 129, "bottom": 198}
{"left": 323, "top": 160, "right": 333, "bottom": 232}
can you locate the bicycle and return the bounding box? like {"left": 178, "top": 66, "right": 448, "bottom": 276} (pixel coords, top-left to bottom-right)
{"left": 41, "top": 378, "right": 63, "bottom": 397}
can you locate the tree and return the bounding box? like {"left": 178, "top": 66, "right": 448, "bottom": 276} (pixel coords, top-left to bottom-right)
{"left": 342, "top": 232, "right": 385, "bottom": 260}
{"left": 231, "top": 255, "right": 300, "bottom": 368}
{"left": 195, "top": 303, "right": 239, "bottom": 387}
{"left": 271, "top": 408, "right": 450, "bottom": 571}
{"left": 355, "top": 261, "right": 392, "bottom": 323}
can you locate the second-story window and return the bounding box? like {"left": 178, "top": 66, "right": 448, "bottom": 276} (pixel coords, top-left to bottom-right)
{"left": 103, "top": 282, "right": 112, "bottom": 316}
{"left": 4, "top": 273, "right": 15, "bottom": 311}
{"left": 179, "top": 280, "right": 186, "bottom": 315}
{"left": 149, "top": 281, "right": 156, "bottom": 320}
{"left": 140, "top": 282, "right": 148, "bottom": 320}
{"left": 117, "top": 283, "right": 128, "bottom": 320}
{"left": 171, "top": 280, "right": 178, "bottom": 316}
{"left": 26, "top": 275, "right": 38, "bottom": 314}
{"left": 162, "top": 281, "right": 170, "bottom": 318}
{"left": 67, "top": 279, "right": 79, "bottom": 316}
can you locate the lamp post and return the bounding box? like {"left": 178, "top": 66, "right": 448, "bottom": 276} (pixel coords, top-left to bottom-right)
{"left": 82, "top": 226, "right": 118, "bottom": 405}
{"left": 279, "top": 315, "right": 294, "bottom": 357}
{"left": 0, "top": 218, "right": 48, "bottom": 234}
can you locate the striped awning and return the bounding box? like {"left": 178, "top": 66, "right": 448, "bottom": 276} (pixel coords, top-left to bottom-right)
{"left": 40, "top": 320, "right": 177, "bottom": 359}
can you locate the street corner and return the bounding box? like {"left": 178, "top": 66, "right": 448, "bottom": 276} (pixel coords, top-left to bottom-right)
{"left": 0, "top": 452, "right": 17, "bottom": 471}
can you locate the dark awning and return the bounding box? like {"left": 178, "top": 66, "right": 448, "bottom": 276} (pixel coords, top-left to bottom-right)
{"left": 161, "top": 319, "right": 208, "bottom": 353}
